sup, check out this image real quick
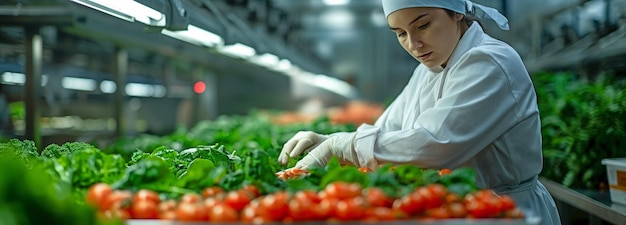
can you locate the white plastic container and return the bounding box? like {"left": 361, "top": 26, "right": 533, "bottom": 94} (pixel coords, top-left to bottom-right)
{"left": 601, "top": 158, "right": 626, "bottom": 205}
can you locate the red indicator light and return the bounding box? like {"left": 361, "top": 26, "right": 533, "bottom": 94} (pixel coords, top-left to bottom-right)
{"left": 193, "top": 81, "right": 206, "bottom": 94}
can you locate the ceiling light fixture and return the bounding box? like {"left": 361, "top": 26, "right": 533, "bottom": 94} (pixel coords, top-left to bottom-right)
{"left": 62, "top": 77, "right": 97, "bottom": 91}
{"left": 100, "top": 80, "right": 117, "bottom": 93}
{"left": 250, "top": 53, "right": 280, "bottom": 68}
{"left": 125, "top": 83, "right": 154, "bottom": 97}
{"left": 1, "top": 72, "right": 25, "bottom": 85}
{"left": 323, "top": 0, "right": 350, "bottom": 6}
{"left": 162, "top": 24, "right": 224, "bottom": 47}
{"left": 218, "top": 43, "right": 256, "bottom": 59}
{"left": 70, "top": 0, "right": 165, "bottom": 26}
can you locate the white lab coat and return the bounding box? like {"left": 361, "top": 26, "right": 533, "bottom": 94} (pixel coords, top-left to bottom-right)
{"left": 353, "top": 22, "right": 561, "bottom": 225}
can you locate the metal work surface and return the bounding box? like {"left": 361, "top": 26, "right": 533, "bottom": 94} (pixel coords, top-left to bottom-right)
{"left": 540, "top": 178, "right": 626, "bottom": 225}
{"left": 127, "top": 217, "right": 541, "bottom": 225}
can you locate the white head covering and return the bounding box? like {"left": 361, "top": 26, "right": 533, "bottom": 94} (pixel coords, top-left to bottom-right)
{"left": 381, "top": 0, "right": 510, "bottom": 30}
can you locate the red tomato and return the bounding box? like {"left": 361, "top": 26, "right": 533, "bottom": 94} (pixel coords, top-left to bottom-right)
{"left": 209, "top": 203, "right": 239, "bottom": 222}
{"left": 289, "top": 193, "right": 314, "bottom": 221}
{"left": 318, "top": 197, "right": 339, "bottom": 219}
{"left": 277, "top": 172, "right": 288, "bottom": 180}
{"left": 417, "top": 186, "right": 444, "bottom": 210}
{"left": 203, "top": 197, "right": 223, "bottom": 209}
{"left": 364, "top": 207, "right": 397, "bottom": 221}
{"left": 180, "top": 193, "right": 202, "bottom": 204}
{"left": 133, "top": 189, "right": 160, "bottom": 204}
{"left": 364, "top": 187, "right": 394, "bottom": 208}
{"left": 224, "top": 190, "right": 253, "bottom": 211}
{"left": 202, "top": 186, "right": 225, "bottom": 199}
{"left": 102, "top": 190, "right": 132, "bottom": 212}
{"left": 427, "top": 184, "right": 448, "bottom": 199}
{"left": 86, "top": 183, "right": 113, "bottom": 210}
{"left": 131, "top": 200, "right": 159, "bottom": 219}
{"left": 438, "top": 168, "right": 453, "bottom": 176}
{"left": 392, "top": 191, "right": 425, "bottom": 216}
{"left": 335, "top": 197, "right": 366, "bottom": 221}
{"left": 425, "top": 207, "right": 451, "bottom": 219}
{"left": 289, "top": 168, "right": 308, "bottom": 178}
{"left": 102, "top": 208, "right": 131, "bottom": 220}
{"left": 241, "top": 202, "right": 276, "bottom": 223}
{"left": 175, "top": 202, "right": 206, "bottom": 221}
{"left": 447, "top": 202, "right": 468, "bottom": 218}
{"left": 503, "top": 208, "right": 525, "bottom": 219}
{"left": 324, "top": 181, "right": 362, "bottom": 200}
{"left": 259, "top": 191, "right": 290, "bottom": 221}
{"left": 241, "top": 184, "right": 261, "bottom": 198}
{"left": 499, "top": 195, "right": 516, "bottom": 211}
{"left": 250, "top": 216, "right": 272, "bottom": 224}
{"left": 474, "top": 189, "right": 497, "bottom": 201}
{"left": 483, "top": 196, "right": 504, "bottom": 217}
{"left": 294, "top": 190, "right": 320, "bottom": 203}
{"left": 159, "top": 210, "right": 177, "bottom": 220}
{"left": 241, "top": 204, "right": 260, "bottom": 223}
{"left": 445, "top": 193, "right": 461, "bottom": 203}
{"left": 358, "top": 167, "right": 372, "bottom": 173}
{"left": 466, "top": 199, "right": 491, "bottom": 218}
{"left": 158, "top": 199, "right": 177, "bottom": 212}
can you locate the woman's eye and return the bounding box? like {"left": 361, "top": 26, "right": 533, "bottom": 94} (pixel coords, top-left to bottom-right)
{"left": 397, "top": 32, "right": 406, "bottom": 38}
{"left": 418, "top": 22, "right": 430, "bottom": 30}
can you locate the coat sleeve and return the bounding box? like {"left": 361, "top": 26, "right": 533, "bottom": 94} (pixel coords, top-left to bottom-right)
{"left": 355, "top": 50, "right": 524, "bottom": 169}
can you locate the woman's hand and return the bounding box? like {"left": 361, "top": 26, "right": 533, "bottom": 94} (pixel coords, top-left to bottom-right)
{"left": 293, "top": 132, "right": 359, "bottom": 169}
{"left": 278, "top": 131, "right": 329, "bottom": 165}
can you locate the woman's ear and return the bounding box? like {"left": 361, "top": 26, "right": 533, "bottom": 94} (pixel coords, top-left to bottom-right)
{"left": 456, "top": 13, "right": 464, "bottom": 21}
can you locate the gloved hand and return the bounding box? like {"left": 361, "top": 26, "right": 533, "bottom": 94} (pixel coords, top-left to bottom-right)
{"left": 294, "top": 132, "right": 359, "bottom": 170}
{"left": 278, "top": 131, "right": 329, "bottom": 165}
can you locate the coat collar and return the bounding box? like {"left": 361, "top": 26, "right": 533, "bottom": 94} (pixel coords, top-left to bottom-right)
{"left": 447, "top": 22, "right": 485, "bottom": 69}
{"left": 428, "top": 22, "right": 485, "bottom": 73}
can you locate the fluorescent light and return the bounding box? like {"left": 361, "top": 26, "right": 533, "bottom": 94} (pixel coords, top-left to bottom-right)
{"left": 250, "top": 53, "right": 280, "bottom": 67}
{"left": 70, "top": 0, "right": 165, "bottom": 26}
{"left": 313, "top": 74, "right": 358, "bottom": 98}
{"left": 125, "top": 83, "right": 154, "bottom": 97}
{"left": 218, "top": 43, "right": 256, "bottom": 59}
{"left": 100, "top": 80, "right": 117, "bottom": 93}
{"left": 1, "top": 72, "right": 25, "bottom": 85}
{"left": 152, "top": 84, "right": 167, "bottom": 97}
{"left": 275, "top": 59, "right": 292, "bottom": 72}
{"left": 41, "top": 74, "right": 48, "bottom": 86}
{"left": 323, "top": 0, "right": 350, "bottom": 6}
{"left": 62, "top": 77, "right": 97, "bottom": 91}
{"left": 370, "top": 10, "right": 387, "bottom": 27}
{"left": 162, "top": 25, "right": 224, "bottom": 47}
{"left": 321, "top": 10, "right": 354, "bottom": 28}
{"left": 1, "top": 72, "right": 48, "bottom": 86}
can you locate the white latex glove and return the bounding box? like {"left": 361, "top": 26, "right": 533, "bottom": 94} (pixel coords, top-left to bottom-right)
{"left": 278, "top": 131, "right": 328, "bottom": 165}
{"left": 294, "top": 132, "right": 359, "bottom": 170}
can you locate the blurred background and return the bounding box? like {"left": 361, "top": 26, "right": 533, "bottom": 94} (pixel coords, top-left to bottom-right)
{"left": 0, "top": 0, "right": 625, "bottom": 146}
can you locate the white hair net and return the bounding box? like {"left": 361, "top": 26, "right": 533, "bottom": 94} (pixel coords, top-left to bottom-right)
{"left": 381, "top": 0, "right": 510, "bottom": 30}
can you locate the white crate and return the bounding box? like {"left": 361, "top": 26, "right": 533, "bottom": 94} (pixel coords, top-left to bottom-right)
{"left": 602, "top": 158, "right": 626, "bottom": 205}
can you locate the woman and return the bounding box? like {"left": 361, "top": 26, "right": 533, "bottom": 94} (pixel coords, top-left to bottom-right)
{"left": 278, "top": 1, "right": 561, "bottom": 224}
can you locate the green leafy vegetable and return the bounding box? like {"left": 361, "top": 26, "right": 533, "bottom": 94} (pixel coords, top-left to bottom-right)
{"left": 534, "top": 72, "right": 626, "bottom": 188}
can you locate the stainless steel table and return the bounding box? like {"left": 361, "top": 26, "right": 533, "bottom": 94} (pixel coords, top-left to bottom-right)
{"left": 540, "top": 178, "right": 626, "bottom": 225}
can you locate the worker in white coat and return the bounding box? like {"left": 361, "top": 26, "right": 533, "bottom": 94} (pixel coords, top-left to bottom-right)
{"left": 278, "top": 0, "right": 561, "bottom": 224}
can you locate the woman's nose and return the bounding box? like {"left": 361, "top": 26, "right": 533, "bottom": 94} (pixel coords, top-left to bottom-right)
{"left": 408, "top": 35, "right": 423, "bottom": 50}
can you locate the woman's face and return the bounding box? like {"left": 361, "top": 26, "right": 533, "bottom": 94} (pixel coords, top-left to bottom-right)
{"left": 387, "top": 8, "right": 465, "bottom": 69}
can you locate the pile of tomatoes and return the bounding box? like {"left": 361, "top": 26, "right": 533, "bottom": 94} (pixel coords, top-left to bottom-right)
{"left": 86, "top": 180, "right": 525, "bottom": 223}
